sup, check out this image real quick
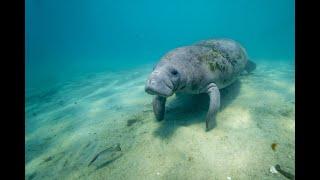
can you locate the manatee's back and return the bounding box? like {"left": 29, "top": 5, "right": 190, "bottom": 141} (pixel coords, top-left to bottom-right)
{"left": 192, "top": 39, "right": 248, "bottom": 89}
{"left": 194, "top": 39, "right": 248, "bottom": 74}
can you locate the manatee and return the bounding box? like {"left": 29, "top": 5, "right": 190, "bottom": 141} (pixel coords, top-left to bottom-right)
{"left": 145, "top": 38, "right": 256, "bottom": 131}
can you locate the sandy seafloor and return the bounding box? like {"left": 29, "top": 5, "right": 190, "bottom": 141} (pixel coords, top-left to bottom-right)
{"left": 25, "top": 60, "right": 295, "bottom": 180}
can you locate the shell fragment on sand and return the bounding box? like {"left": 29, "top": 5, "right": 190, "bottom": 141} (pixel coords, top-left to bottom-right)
{"left": 270, "top": 166, "right": 278, "bottom": 174}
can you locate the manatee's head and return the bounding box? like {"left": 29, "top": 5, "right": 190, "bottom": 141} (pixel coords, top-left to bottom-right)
{"left": 145, "top": 61, "right": 183, "bottom": 97}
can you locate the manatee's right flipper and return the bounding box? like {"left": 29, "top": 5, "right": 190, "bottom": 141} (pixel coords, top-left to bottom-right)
{"left": 205, "top": 83, "right": 221, "bottom": 131}
{"left": 245, "top": 59, "right": 256, "bottom": 73}
{"left": 152, "top": 95, "right": 166, "bottom": 121}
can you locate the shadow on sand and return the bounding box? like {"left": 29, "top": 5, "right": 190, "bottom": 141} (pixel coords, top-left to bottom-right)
{"left": 153, "top": 80, "right": 241, "bottom": 139}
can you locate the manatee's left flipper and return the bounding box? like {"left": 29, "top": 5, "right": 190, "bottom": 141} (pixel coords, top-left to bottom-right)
{"left": 152, "top": 95, "right": 166, "bottom": 121}
{"left": 205, "top": 83, "right": 221, "bottom": 131}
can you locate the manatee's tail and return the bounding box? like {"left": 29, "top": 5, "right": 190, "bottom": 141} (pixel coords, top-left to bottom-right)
{"left": 245, "top": 59, "right": 256, "bottom": 73}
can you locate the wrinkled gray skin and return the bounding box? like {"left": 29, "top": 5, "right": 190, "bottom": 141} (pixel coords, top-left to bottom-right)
{"left": 145, "top": 39, "right": 252, "bottom": 131}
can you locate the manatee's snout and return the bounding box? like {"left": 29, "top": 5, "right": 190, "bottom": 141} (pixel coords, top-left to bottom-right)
{"left": 145, "top": 70, "right": 174, "bottom": 97}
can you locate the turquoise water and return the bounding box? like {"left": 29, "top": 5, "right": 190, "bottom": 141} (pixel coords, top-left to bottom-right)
{"left": 26, "top": 0, "right": 294, "bottom": 90}
{"left": 26, "top": 0, "right": 295, "bottom": 179}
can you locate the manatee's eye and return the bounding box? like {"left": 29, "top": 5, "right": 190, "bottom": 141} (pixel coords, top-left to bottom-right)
{"left": 171, "top": 69, "right": 178, "bottom": 75}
